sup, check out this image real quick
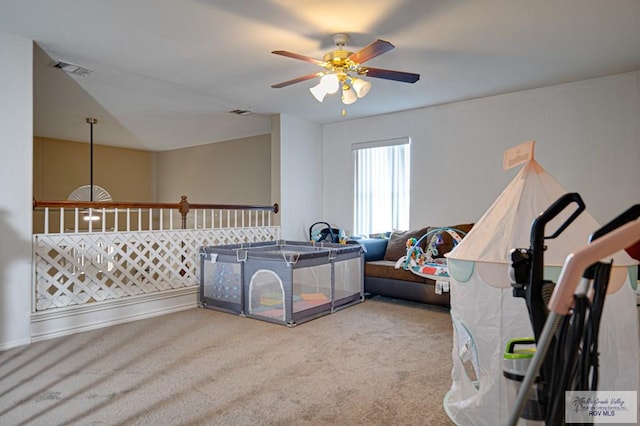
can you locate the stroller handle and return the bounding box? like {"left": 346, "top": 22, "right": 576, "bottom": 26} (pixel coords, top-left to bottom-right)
{"left": 549, "top": 218, "right": 640, "bottom": 315}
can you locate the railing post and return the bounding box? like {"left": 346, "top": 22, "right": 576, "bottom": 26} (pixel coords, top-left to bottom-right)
{"left": 179, "top": 195, "right": 190, "bottom": 229}
{"left": 178, "top": 195, "right": 190, "bottom": 277}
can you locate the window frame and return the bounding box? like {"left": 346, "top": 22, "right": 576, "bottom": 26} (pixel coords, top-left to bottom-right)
{"left": 352, "top": 137, "right": 411, "bottom": 236}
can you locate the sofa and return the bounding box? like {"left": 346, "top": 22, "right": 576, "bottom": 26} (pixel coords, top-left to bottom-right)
{"left": 356, "top": 224, "right": 474, "bottom": 307}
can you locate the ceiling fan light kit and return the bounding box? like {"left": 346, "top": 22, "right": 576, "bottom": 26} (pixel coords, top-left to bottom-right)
{"left": 341, "top": 85, "right": 357, "bottom": 105}
{"left": 272, "top": 33, "right": 419, "bottom": 114}
{"left": 320, "top": 73, "right": 340, "bottom": 94}
{"left": 310, "top": 83, "right": 328, "bottom": 102}
{"left": 351, "top": 77, "right": 371, "bottom": 98}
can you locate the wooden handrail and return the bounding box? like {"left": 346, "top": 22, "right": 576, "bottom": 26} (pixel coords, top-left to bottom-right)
{"left": 33, "top": 197, "right": 279, "bottom": 214}
{"left": 33, "top": 196, "right": 278, "bottom": 233}
{"left": 34, "top": 200, "right": 179, "bottom": 209}
{"left": 187, "top": 203, "right": 280, "bottom": 213}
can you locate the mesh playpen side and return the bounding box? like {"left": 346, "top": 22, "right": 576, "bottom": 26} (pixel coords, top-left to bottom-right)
{"left": 200, "top": 241, "right": 364, "bottom": 326}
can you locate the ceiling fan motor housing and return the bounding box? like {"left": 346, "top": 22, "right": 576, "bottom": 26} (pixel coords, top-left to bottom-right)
{"left": 322, "top": 50, "right": 358, "bottom": 77}
{"left": 332, "top": 33, "right": 350, "bottom": 47}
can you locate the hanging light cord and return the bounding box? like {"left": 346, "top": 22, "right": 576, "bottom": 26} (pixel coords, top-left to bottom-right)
{"left": 86, "top": 117, "right": 97, "bottom": 202}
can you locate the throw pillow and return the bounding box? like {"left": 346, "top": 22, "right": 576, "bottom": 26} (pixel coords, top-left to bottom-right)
{"left": 383, "top": 227, "right": 430, "bottom": 261}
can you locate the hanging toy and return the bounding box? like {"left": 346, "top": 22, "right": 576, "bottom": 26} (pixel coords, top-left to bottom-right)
{"left": 404, "top": 237, "right": 424, "bottom": 267}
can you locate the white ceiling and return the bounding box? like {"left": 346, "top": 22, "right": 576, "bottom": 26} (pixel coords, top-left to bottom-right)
{"left": 1, "top": 0, "right": 639, "bottom": 151}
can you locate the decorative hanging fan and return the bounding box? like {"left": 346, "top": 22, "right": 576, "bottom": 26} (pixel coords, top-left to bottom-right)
{"left": 271, "top": 33, "right": 419, "bottom": 108}
{"left": 67, "top": 185, "right": 112, "bottom": 202}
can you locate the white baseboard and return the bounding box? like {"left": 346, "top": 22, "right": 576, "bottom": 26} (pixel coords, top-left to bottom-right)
{"left": 0, "top": 337, "right": 33, "bottom": 352}
{"left": 30, "top": 286, "right": 199, "bottom": 342}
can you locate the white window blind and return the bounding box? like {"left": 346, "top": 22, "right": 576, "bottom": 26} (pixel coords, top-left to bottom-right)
{"left": 353, "top": 138, "right": 410, "bottom": 236}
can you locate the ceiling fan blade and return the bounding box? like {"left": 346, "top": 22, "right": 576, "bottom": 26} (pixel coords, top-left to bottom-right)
{"left": 271, "top": 50, "right": 324, "bottom": 65}
{"left": 362, "top": 67, "right": 420, "bottom": 83}
{"left": 271, "top": 73, "right": 320, "bottom": 88}
{"left": 348, "top": 39, "right": 395, "bottom": 64}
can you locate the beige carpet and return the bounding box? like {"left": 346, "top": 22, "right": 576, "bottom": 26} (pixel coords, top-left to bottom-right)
{"left": 0, "top": 296, "right": 455, "bottom": 425}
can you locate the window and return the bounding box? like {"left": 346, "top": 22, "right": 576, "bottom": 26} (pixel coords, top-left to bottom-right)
{"left": 353, "top": 138, "right": 410, "bottom": 236}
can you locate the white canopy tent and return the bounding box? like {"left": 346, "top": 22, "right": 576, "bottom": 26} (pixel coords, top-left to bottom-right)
{"left": 443, "top": 147, "right": 639, "bottom": 425}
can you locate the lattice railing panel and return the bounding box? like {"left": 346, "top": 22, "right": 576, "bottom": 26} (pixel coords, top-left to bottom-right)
{"left": 33, "top": 226, "right": 279, "bottom": 311}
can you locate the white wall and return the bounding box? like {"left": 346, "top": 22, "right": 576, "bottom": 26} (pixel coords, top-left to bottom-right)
{"left": 323, "top": 72, "right": 640, "bottom": 233}
{"left": 270, "top": 116, "right": 281, "bottom": 226}
{"left": 277, "top": 114, "right": 323, "bottom": 240}
{"left": 0, "top": 32, "right": 33, "bottom": 349}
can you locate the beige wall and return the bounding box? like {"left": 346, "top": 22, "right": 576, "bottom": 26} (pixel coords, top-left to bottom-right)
{"left": 33, "top": 134, "right": 273, "bottom": 232}
{"left": 33, "top": 137, "right": 157, "bottom": 233}
{"left": 155, "top": 134, "right": 271, "bottom": 205}
{"left": 33, "top": 136, "right": 156, "bottom": 202}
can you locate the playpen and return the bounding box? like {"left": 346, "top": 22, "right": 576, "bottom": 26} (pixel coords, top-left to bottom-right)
{"left": 200, "top": 240, "right": 364, "bottom": 326}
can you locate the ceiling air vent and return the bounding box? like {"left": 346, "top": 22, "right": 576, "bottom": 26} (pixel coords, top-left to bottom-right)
{"left": 228, "top": 109, "right": 253, "bottom": 116}
{"left": 49, "top": 60, "right": 94, "bottom": 76}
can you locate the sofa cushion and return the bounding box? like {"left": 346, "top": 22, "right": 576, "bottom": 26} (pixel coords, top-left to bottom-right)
{"left": 365, "top": 260, "right": 430, "bottom": 284}
{"left": 383, "top": 227, "right": 430, "bottom": 261}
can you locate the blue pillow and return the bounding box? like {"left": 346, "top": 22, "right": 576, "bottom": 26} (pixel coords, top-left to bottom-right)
{"left": 356, "top": 238, "right": 388, "bottom": 261}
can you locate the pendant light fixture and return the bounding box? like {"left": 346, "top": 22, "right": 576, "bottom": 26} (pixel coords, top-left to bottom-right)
{"left": 87, "top": 117, "right": 96, "bottom": 202}
{"left": 67, "top": 117, "right": 112, "bottom": 220}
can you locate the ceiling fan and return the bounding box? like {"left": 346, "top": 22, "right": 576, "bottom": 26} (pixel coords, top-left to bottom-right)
{"left": 271, "top": 34, "right": 419, "bottom": 110}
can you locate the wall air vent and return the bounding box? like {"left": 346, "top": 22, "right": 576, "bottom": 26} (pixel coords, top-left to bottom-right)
{"left": 49, "top": 60, "right": 94, "bottom": 76}
{"left": 228, "top": 109, "right": 253, "bottom": 116}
